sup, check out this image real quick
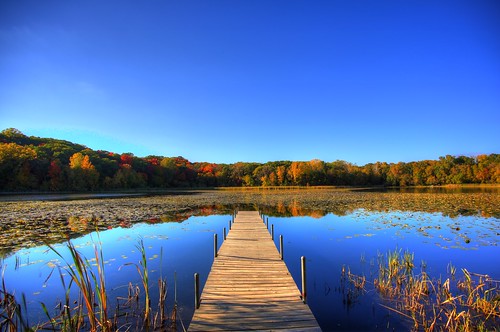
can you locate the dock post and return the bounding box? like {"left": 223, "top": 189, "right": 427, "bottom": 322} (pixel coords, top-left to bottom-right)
{"left": 266, "top": 217, "right": 269, "bottom": 229}
{"left": 228, "top": 219, "right": 231, "bottom": 230}
{"left": 301, "top": 256, "right": 307, "bottom": 304}
{"left": 271, "top": 224, "right": 274, "bottom": 240}
{"left": 214, "top": 234, "right": 218, "bottom": 258}
{"left": 194, "top": 273, "right": 200, "bottom": 309}
{"left": 279, "top": 235, "right": 283, "bottom": 260}
{"left": 223, "top": 227, "right": 227, "bottom": 240}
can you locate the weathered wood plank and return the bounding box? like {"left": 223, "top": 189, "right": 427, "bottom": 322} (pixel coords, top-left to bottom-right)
{"left": 188, "top": 211, "right": 321, "bottom": 331}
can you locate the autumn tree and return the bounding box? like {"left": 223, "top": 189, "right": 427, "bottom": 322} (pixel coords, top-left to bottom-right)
{"left": 326, "top": 160, "right": 350, "bottom": 185}
{"left": 288, "top": 162, "right": 303, "bottom": 185}
{"left": 145, "top": 156, "right": 166, "bottom": 187}
{"left": 68, "top": 152, "right": 99, "bottom": 190}
{"left": 1, "top": 128, "right": 500, "bottom": 190}
{"left": 253, "top": 165, "right": 275, "bottom": 186}
{"left": 194, "top": 162, "right": 219, "bottom": 187}
{"left": 120, "top": 153, "right": 134, "bottom": 166}
{"left": 473, "top": 154, "right": 499, "bottom": 183}
{"left": 308, "top": 159, "right": 326, "bottom": 185}
{"left": 276, "top": 165, "right": 288, "bottom": 186}
{"left": 47, "top": 159, "right": 63, "bottom": 190}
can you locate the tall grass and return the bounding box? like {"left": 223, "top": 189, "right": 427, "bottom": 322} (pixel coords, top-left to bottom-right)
{"left": 46, "top": 236, "right": 112, "bottom": 331}
{"left": 347, "top": 248, "right": 500, "bottom": 331}
{"left": 121, "top": 238, "right": 151, "bottom": 329}
{"left": 1, "top": 235, "right": 180, "bottom": 331}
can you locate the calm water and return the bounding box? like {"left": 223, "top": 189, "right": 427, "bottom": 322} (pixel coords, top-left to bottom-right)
{"left": 2, "top": 206, "right": 499, "bottom": 330}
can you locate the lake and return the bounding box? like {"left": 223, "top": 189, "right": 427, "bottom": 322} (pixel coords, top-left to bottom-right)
{"left": 0, "top": 189, "right": 499, "bottom": 331}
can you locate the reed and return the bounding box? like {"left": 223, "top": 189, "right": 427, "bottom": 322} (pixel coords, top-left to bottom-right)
{"left": 122, "top": 238, "right": 151, "bottom": 328}
{"left": 1, "top": 265, "right": 41, "bottom": 332}
{"left": 93, "top": 232, "right": 111, "bottom": 331}
{"left": 154, "top": 246, "right": 169, "bottom": 330}
{"left": 347, "top": 249, "right": 500, "bottom": 331}
{"left": 42, "top": 265, "right": 85, "bottom": 331}
{"left": 0, "top": 234, "right": 177, "bottom": 331}
{"left": 46, "top": 237, "right": 113, "bottom": 331}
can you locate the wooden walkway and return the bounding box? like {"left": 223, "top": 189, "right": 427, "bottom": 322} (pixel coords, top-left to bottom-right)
{"left": 189, "top": 211, "right": 321, "bottom": 331}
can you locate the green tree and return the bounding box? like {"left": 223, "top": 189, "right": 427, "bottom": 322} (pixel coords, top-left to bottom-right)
{"left": 0, "top": 143, "right": 37, "bottom": 190}
{"left": 112, "top": 164, "right": 146, "bottom": 188}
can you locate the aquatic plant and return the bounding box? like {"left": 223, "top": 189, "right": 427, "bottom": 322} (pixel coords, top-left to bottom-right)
{"left": 1, "top": 265, "right": 39, "bottom": 331}
{"left": 121, "top": 238, "right": 151, "bottom": 328}
{"left": 347, "top": 249, "right": 500, "bottom": 331}
{"left": 0, "top": 235, "right": 182, "bottom": 331}
{"left": 47, "top": 236, "right": 112, "bottom": 331}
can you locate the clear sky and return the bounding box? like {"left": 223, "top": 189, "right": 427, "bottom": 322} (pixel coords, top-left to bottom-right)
{"left": 1, "top": 0, "right": 499, "bottom": 165}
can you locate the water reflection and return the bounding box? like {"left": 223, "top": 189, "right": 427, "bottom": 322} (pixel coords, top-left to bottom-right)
{"left": 259, "top": 199, "right": 495, "bottom": 219}
{"left": 2, "top": 190, "right": 499, "bottom": 259}
{"left": 357, "top": 186, "right": 500, "bottom": 193}
{"left": 1, "top": 215, "right": 229, "bottom": 330}
{"left": 1, "top": 206, "right": 499, "bottom": 331}
{"left": 0, "top": 205, "right": 235, "bottom": 258}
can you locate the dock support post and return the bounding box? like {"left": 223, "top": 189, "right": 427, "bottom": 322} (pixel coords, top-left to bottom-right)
{"left": 279, "top": 235, "right": 284, "bottom": 260}
{"left": 266, "top": 217, "right": 269, "bottom": 229}
{"left": 214, "top": 234, "right": 218, "bottom": 258}
{"left": 194, "top": 273, "right": 200, "bottom": 309}
{"left": 228, "top": 220, "right": 231, "bottom": 230}
{"left": 223, "top": 227, "right": 227, "bottom": 240}
{"left": 301, "top": 256, "right": 307, "bottom": 304}
{"left": 271, "top": 224, "right": 274, "bottom": 240}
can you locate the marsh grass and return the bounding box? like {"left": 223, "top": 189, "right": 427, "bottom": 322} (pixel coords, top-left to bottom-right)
{"left": 1, "top": 265, "right": 35, "bottom": 332}
{"left": 120, "top": 238, "right": 153, "bottom": 329}
{"left": 45, "top": 236, "right": 112, "bottom": 331}
{"left": 347, "top": 249, "right": 500, "bottom": 331}
{"left": 0, "top": 236, "right": 180, "bottom": 331}
{"left": 340, "top": 265, "right": 366, "bottom": 308}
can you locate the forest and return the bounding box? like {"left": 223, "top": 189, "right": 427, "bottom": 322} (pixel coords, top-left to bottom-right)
{"left": 0, "top": 128, "right": 498, "bottom": 191}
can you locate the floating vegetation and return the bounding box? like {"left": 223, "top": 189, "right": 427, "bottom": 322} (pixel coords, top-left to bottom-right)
{"left": 1, "top": 189, "right": 498, "bottom": 258}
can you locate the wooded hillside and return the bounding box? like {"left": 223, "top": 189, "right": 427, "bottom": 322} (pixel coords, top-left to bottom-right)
{"left": 1, "top": 128, "right": 498, "bottom": 191}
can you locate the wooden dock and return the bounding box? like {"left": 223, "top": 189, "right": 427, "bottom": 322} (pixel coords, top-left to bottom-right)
{"left": 189, "top": 211, "right": 321, "bottom": 331}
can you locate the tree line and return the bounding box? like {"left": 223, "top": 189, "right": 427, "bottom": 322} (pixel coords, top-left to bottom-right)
{"left": 0, "top": 128, "right": 498, "bottom": 191}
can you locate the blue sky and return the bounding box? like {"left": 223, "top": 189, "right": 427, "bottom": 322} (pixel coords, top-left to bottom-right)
{"left": 1, "top": 0, "right": 499, "bottom": 165}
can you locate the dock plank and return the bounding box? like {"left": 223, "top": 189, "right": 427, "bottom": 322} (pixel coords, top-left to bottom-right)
{"left": 189, "top": 211, "right": 321, "bottom": 331}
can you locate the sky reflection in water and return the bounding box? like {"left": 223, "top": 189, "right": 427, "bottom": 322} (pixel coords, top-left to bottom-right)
{"left": 2, "top": 209, "right": 499, "bottom": 331}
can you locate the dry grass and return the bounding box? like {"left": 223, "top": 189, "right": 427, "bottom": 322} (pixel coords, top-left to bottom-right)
{"left": 347, "top": 249, "right": 500, "bottom": 331}
{"left": 0, "top": 237, "right": 181, "bottom": 331}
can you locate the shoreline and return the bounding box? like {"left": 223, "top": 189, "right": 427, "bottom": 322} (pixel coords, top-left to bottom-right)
{"left": 1, "top": 183, "right": 498, "bottom": 199}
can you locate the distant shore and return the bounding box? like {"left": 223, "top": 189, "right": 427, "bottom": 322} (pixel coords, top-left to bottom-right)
{"left": 1, "top": 183, "right": 498, "bottom": 201}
